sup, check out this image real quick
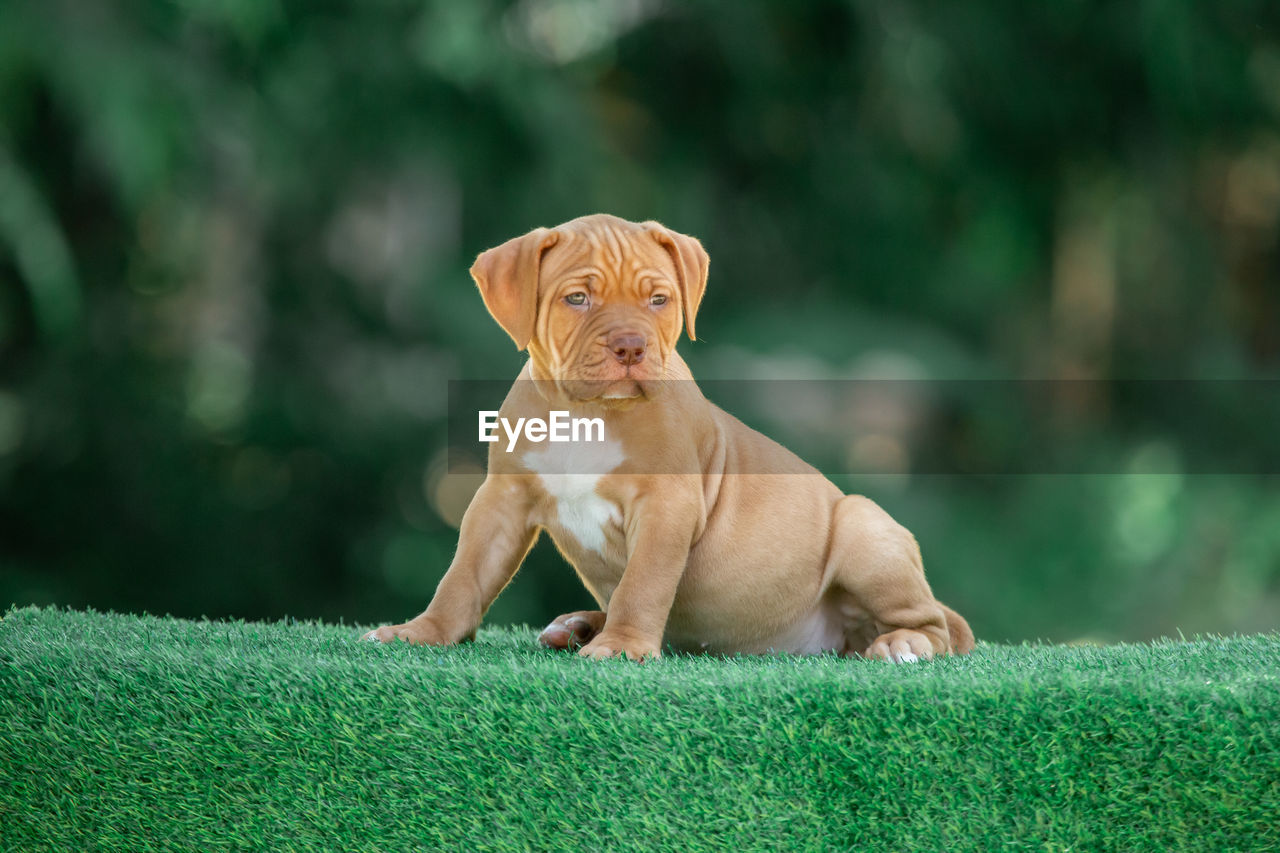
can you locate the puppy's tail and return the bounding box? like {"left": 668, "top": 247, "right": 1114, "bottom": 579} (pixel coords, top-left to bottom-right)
{"left": 939, "top": 603, "right": 975, "bottom": 655}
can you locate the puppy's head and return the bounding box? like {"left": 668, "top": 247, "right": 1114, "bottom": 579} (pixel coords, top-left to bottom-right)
{"left": 470, "top": 214, "right": 708, "bottom": 402}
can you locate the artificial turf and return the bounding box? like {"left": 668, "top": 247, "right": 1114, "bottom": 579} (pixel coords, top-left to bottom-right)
{"left": 1, "top": 606, "right": 1277, "bottom": 852}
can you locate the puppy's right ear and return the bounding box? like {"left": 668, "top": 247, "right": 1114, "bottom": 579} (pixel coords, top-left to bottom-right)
{"left": 470, "top": 227, "right": 560, "bottom": 351}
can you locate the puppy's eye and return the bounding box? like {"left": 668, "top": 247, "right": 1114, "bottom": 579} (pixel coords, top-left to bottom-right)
{"left": 650, "top": 294, "right": 668, "bottom": 306}
{"left": 565, "top": 292, "right": 588, "bottom": 306}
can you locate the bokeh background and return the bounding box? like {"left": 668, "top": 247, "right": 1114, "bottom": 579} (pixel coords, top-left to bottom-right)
{"left": 2, "top": 0, "right": 1278, "bottom": 643}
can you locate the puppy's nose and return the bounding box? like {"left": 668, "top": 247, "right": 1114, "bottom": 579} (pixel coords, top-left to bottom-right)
{"left": 608, "top": 332, "right": 646, "bottom": 366}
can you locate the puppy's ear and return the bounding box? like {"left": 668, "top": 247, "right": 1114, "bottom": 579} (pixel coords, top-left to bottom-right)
{"left": 470, "top": 227, "right": 560, "bottom": 350}
{"left": 646, "top": 223, "right": 709, "bottom": 341}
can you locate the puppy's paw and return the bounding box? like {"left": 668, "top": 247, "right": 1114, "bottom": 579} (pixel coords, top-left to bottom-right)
{"left": 361, "top": 618, "right": 451, "bottom": 646}
{"left": 578, "top": 630, "right": 661, "bottom": 662}
{"left": 863, "top": 629, "right": 937, "bottom": 664}
{"left": 538, "top": 610, "right": 606, "bottom": 650}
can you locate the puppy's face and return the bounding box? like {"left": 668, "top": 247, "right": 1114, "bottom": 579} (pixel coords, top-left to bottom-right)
{"left": 471, "top": 214, "right": 709, "bottom": 402}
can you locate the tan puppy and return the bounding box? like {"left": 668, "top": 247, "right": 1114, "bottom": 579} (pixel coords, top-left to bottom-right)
{"left": 365, "top": 214, "right": 974, "bottom": 662}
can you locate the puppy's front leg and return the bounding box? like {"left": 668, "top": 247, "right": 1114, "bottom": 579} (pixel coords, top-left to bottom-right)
{"left": 364, "top": 477, "right": 537, "bottom": 645}
{"left": 579, "top": 490, "right": 701, "bottom": 661}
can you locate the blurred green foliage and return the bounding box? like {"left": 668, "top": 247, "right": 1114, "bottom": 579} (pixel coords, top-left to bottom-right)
{"left": 1, "top": 0, "right": 1278, "bottom": 641}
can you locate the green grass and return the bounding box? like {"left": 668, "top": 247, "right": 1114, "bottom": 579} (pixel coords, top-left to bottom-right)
{"left": 1, "top": 606, "right": 1278, "bottom": 852}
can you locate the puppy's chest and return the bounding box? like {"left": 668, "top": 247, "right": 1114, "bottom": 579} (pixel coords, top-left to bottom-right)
{"left": 521, "top": 441, "right": 627, "bottom": 563}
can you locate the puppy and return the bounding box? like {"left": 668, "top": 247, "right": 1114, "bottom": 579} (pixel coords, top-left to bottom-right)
{"left": 365, "top": 214, "right": 974, "bottom": 662}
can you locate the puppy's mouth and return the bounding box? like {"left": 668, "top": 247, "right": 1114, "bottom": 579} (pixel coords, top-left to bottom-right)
{"left": 558, "top": 373, "right": 658, "bottom": 404}
{"left": 601, "top": 377, "right": 645, "bottom": 400}
{"left": 548, "top": 340, "right": 667, "bottom": 403}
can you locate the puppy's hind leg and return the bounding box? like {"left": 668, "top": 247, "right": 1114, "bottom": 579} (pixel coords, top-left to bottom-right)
{"left": 826, "top": 495, "right": 950, "bottom": 663}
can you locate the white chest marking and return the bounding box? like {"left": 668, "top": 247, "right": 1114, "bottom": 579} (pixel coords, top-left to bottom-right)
{"left": 522, "top": 439, "right": 626, "bottom": 554}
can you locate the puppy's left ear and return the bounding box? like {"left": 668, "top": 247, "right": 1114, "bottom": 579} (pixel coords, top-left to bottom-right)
{"left": 646, "top": 223, "right": 709, "bottom": 341}
{"left": 470, "top": 227, "right": 560, "bottom": 351}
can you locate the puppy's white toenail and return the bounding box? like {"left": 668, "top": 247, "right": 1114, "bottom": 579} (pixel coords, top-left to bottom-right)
{"left": 897, "top": 651, "right": 918, "bottom": 663}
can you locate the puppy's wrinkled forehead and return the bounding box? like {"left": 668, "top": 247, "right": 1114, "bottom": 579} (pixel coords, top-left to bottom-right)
{"left": 539, "top": 215, "right": 678, "bottom": 286}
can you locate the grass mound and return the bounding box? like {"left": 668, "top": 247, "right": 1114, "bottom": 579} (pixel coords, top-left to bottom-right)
{"left": 2, "top": 606, "right": 1278, "bottom": 852}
